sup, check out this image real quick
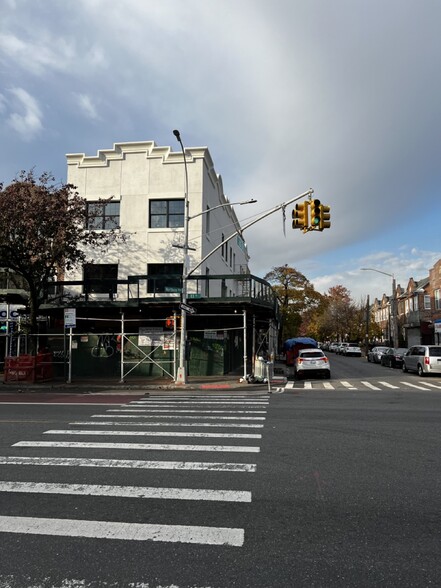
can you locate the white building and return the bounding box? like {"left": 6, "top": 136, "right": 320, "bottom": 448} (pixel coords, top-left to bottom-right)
{"left": 66, "top": 140, "right": 251, "bottom": 300}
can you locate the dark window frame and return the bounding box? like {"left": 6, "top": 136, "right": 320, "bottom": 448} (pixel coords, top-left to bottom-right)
{"left": 86, "top": 201, "right": 120, "bottom": 230}
{"left": 149, "top": 199, "right": 185, "bottom": 229}
{"left": 147, "top": 263, "right": 183, "bottom": 294}
{"left": 83, "top": 263, "right": 118, "bottom": 294}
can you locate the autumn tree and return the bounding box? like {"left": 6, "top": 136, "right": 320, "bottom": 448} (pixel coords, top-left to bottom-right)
{"left": 0, "top": 170, "right": 123, "bottom": 347}
{"left": 264, "top": 264, "right": 324, "bottom": 347}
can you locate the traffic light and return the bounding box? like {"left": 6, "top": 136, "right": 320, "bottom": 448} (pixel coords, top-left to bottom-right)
{"left": 0, "top": 322, "right": 6, "bottom": 333}
{"left": 310, "top": 199, "right": 321, "bottom": 229}
{"left": 319, "top": 204, "right": 331, "bottom": 231}
{"left": 292, "top": 201, "right": 309, "bottom": 230}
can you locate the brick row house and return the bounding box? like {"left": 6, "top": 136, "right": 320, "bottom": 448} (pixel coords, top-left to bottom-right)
{"left": 371, "top": 258, "right": 441, "bottom": 347}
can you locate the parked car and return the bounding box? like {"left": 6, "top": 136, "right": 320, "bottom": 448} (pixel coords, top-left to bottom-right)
{"left": 381, "top": 347, "right": 408, "bottom": 368}
{"left": 336, "top": 342, "right": 349, "bottom": 355}
{"left": 328, "top": 342, "right": 339, "bottom": 352}
{"left": 402, "top": 345, "right": 441, "bottom": 376}
{"left": 295, "top": 349, "right": 331, "bottom": 379}
{"left": 367, "top": 346, "right": 390, "bottom": 363}
{"left": 344, "top": 343, "right": 362, "bottom": 357}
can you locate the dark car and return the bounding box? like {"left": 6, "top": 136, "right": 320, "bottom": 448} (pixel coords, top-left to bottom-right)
{"left": 381, "top": 347, "right": 408, "bottom": 368}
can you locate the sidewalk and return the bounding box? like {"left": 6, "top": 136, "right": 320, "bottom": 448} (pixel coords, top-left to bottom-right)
{"left": 0, "top": 362, "right": 289, "bottom": 398}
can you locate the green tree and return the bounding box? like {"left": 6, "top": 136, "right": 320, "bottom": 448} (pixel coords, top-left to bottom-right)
{"left": 0, "top": 170, "right": 123, "bottom": 347}
{"left": 264, "top": 264, "right": 323, "bottom": 347}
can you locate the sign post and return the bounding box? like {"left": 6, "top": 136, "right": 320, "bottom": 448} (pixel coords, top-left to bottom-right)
{"left": 64, "top": 309, "right": 76, "bottom": 384}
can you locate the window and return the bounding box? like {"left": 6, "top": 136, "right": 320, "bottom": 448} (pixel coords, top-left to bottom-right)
{"left": 435, "top": 289, "right": 441, "bottom": 310}
{"left": 147, "top": 263, "right": 183, "bottom": 293}
{"left": 86, "top": 201, "right": 120, "bottom": 230}
{"left": 206, "top": 205, "right": 211, "bottom": 234}
{"left": 149, "top": 199, "right": 184, "bottom": 228}
{"left": 83, "top": 264, "right": 118, "bottom": 294}
{"left": 221, "top": 234, "right": 225, "bottom": 258}
{"left": 424, "top": 295, "right": 431, "bottom": 310}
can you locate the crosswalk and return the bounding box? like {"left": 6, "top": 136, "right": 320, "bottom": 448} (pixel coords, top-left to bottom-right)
{"left": 284, "top": 379, "right": 441, "bottom": 391}
{"left": 0, "top": 394, "right": 269, "bottom": 549}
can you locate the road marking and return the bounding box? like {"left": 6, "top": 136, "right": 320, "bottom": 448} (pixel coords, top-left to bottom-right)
{"left": 378, "top": 381, "right": 400, "bottom": 389}
{"left": 0, "top": 456, "right": 256, "bottom": 472}
{"left": 304, "top": 382, "right": 312, "bottom": 389}
{"left": 285, "top": 381, "right": 295, "bottom": 389}
{"left": 44, "top": 429, "right": 262, "bottom": 439}
{"left": 70, "top": 421, "right": 264, "bottom": 428}
{"left": 0, "top": 516, "right": 244, "bottom": 546}
{"left": 323, "top": 382, "right": 334, "bottom": 389}
{"left": 148, "top": 395, "right": 266, "bottom": 399}
{"left": 400, "top": 381, "right": 431, "bottom": 391}
{"left": 108, "top": 409, "right": 267, "bottom": 414}
{"left": 361, "top": 381, "right": 381, "bottom": 390}
{"left": 0, "top": 481, "right": 251, "bottom": 503}
{"left": 417, "top": 381, "right": 441, "bottom": 389}
{"left": 340, "top": 381, "right": 357, "bottom": 390}
{"left": 13, "top": 441, "right": 260, "bottom": 453}
{"left": 91, "top": 414, "right": 266, "bottom": 421}
{"left": 130, "top": 401, "right": 269, "bottom": 406}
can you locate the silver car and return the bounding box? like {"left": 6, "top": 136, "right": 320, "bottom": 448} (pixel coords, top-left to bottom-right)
{"left": 367, "top": 346, "right": 390, "bottom": 363}
{"left": 402, "top": 345, "right": 441, "bottom": 376}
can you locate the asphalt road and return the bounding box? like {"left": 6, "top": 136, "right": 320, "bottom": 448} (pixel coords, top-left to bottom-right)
{"left": 1, "top": 366, "right": 441, "bottom": 587}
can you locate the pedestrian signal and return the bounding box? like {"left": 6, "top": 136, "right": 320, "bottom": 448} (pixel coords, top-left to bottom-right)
{"left": 165, "top": 316, "right": 175, "bottom": 329}
{"left": 292, "top": 201, "right": 309, "bottom": 230}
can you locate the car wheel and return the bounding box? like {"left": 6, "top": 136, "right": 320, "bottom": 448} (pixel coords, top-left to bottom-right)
{"left": 402, "top": 363, "right": 408, "bottom": 373}
{"left": 417, "top": 364, "right": 425, "bottom": 377}
{"left": 367, "top": 355, "right": 371, "bottom": 362}
{"left": 326, "top": 371, "right": 331, "bottom": 379}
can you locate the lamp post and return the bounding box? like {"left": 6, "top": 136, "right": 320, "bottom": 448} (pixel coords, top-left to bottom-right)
{"left": 172, "top": 130, "right": 190, "bottom": 384}
{"left": 172, "top": 129, "right": 257, "bottom": 384}
{"left": 361, "top": 267, "right": 398, "bottom": 347}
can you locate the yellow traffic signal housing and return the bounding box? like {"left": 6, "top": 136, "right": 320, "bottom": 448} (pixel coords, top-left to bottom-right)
{"left": 292, "top": 201, "right": 309, "bottom": 230}
{"left": 319, "top": 204, "right": 331, "bottom": 231}
{"left": 310, "top": 199, "right": 321, "bottom": 228}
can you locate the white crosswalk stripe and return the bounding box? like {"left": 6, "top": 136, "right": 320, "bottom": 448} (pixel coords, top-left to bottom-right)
{"left": 1, "top": 395, "right": 267, "bottom": 548}
{"left": 361, "top": 381, "right": 381, "bottom": 390}
{"left": 0, "top": 516, "right": 245, "bottom": 547}
{"left": 400, "top": 381, "right": 431, "bottom": 391}
{"left": 283, "top": 379, "right": 441, "bottom": 392}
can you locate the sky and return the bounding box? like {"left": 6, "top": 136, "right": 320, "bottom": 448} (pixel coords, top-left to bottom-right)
{"left": 1, "top": 0, "right": 440, "bottom": 303}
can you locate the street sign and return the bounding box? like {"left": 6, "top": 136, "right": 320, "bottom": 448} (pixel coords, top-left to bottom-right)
{"left": 180, "top": 303, "right": 197, "bottom": 315}
{"left": 64, "top": 308, "right": 76, "bottom": 328}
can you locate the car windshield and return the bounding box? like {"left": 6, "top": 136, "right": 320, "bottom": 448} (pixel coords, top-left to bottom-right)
{"left": 395, "top": 348, "right": 407, "bottom": 354}
{"left": 429, "top": 348, "right": 441, "bottom": 357}
{"left": 300, "top": 351, "right": 324, "bottom": 358}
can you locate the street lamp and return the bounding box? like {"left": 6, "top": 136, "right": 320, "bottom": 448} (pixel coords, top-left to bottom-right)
{"left": 361, "top": 267, "right": 398, "bottom": 347}
{"left": 172, "top": 129, "right": 257, "bottom": 384}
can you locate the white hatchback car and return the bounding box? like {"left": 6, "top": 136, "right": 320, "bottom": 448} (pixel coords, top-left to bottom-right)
{"left": 344, "top": 343, "right": 362, "bottom": 357}
{"left": 295, "top": 349, "right": 331, "bottom": 379}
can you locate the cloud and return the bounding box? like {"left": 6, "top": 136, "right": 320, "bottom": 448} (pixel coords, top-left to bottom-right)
{"left": 76, "top": 94, "right": 100, "bottom": 121}
{"left": 6, "top": 88, "right": 43, "bottom": 139}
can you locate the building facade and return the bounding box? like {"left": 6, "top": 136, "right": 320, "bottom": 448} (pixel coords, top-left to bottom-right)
{"left": 370, "top": 258, "right": 441, "bottom": 348}
{"left": 66, "top": 140, "right": 250, "bottom": 299}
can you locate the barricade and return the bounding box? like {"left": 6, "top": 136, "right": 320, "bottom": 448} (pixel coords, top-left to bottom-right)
{"left": 3, "top": 353, "right": 53, "bottom": 383}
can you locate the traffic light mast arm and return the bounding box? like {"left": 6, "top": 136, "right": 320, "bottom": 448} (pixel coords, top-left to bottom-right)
{"left": 188, "top": 188, "right": 314, "bottom": 277}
